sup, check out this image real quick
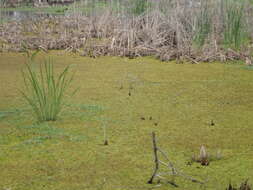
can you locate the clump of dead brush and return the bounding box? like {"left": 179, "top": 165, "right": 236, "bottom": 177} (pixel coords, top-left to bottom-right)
{"left": 191, "top": 145, "right": 222, "bottom": 166}
{"left": 0, "top": 0, "right": 252, "bottom": 62}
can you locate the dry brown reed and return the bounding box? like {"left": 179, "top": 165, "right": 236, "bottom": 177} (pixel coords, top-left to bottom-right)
{"left": 0, "top": 0, "right": 252, "bottom": 62}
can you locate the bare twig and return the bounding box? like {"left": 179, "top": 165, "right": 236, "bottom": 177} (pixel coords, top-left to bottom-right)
{"left": 148, "top": 132, "right": 205, "bottom": 187}
{"left": 147, "top": 132, "right": 159, "bottom": 184}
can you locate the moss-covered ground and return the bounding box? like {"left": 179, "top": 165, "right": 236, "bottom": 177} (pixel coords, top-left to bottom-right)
{"left": 0, "top": 51, "right": 252, "bottom": 190}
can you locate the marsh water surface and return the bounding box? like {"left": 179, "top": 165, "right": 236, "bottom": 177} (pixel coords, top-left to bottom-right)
{"left": 0, "top": 10, "right": 63, "bottom": 21}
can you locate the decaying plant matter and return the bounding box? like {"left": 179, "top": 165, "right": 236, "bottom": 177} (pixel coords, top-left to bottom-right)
{"left": 0, "top": 0, "right": 253, "bottom": 62}
{"left": 191, "top": 145, "right": 222, "bottom": 166}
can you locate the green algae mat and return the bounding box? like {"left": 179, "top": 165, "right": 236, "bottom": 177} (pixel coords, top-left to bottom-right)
{"left": 0, "top": 51, "right": 252, "bottom": 190}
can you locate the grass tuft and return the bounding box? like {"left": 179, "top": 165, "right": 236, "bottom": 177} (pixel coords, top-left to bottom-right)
{"left": 194, "top": 2, "right": 212, "bottom": 47}
{"left": 223, "top": 0, "right": 248, "bottom": 49}
{"left": 130, "top": 0, "right": 149, "bottom": 15}
{"left": 21, "top": 53, "right": 74, "bottom": 122}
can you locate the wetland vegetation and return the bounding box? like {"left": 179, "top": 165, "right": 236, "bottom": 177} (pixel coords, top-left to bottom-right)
{"left": 0, "top": 0, "right": 253, "bottom": 189}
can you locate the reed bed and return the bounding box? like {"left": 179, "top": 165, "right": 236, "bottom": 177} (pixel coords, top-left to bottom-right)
{"left": 0, "top": 0, "right": 252, "bottom": 62}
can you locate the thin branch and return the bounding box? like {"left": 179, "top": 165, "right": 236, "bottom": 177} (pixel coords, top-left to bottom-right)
{"left": 147, "top": 132, "right": 159, "bottom": 184}
{"left": 148, "top": 132, "right": 206, "bottom": 187}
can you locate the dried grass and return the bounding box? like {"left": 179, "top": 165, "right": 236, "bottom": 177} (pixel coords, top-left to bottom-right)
{"left": 0, "top": 0, "right": 252, "bottom": 62}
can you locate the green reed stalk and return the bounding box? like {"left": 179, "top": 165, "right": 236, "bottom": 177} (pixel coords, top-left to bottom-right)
{"left": 223, "top": 0, "right": 246, "bottom": 49}
{"left": 21, "top": 55, "right": 74, "bottom": 122}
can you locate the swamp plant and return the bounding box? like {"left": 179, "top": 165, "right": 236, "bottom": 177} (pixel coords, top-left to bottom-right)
{"left": 0, "top": 0, "right": 252, "bottom": 61}
{"left": 223, "top": 0, "right": 248, "bottom": 49}
{"left": 194, "top": 2, "right": 212, "bottom": 47}
{"left": 131, "top": 0, "right": 149, "bottom": 15}
{"left": 21, "top": 52, "right": 74, "bottom": 122}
